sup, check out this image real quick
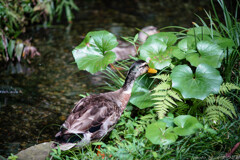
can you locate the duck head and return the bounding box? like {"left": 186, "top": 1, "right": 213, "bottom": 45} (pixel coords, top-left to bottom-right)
{"left": 122, "top": 60, "right": 156, "bottom": 92}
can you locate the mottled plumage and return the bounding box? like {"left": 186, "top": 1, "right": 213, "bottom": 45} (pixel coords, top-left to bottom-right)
{"left": 52, "top": 60, "right": 151, "bottom": 150}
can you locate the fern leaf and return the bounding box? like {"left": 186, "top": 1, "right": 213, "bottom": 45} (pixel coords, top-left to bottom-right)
{"left": 166, "top": 95, "right": 178, "bottom": 106}
{"left": 152, "top": 74, "right": 184, "bottom": 119}
{"left": 168, "top": 90, "right": 182, "bottom": 102}
{"left": 174, "top": 102, "right": 190, "bottom": 115}
{"left": 154, "top": 102, "right": 164, "bottom": 105}
{"left": 215, "top": 96, "right": 237, "bottom": 117}
{"left": 152, "top": 91, "right": 167, "bottom": 96}
{"left": 163, "top": 99, "right": 174, "bottom": 108}
{"left": 205, "top": 96, "right": 215, "bottom": 105}
{"left": 152, "top": 74, "right": 170, "bottom": 81}
{"left": 219, "top": 83, "right": 240, "bottom": 94}
{"left": 152, "top": 97, "right": 165, "bottom": 101}
{"left": 204, "top": 95, "right": 237, "bottom": 123}
{"left": 206, "top": 110, "right": 225, "bottom": 123}
{"left": 206, "top": 106, "right": 226, "bottom": 121}
{"left": 153, "top": 82, "right": 171, "bottom": 90}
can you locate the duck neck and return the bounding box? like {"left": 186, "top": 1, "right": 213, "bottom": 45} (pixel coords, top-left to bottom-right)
{"left": 122, "top": 74, "right": 136, "bottom": 94}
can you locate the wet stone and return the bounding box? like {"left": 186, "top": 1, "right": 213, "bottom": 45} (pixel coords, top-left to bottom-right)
{"left": 16, "top": 141, "right": 54, "bottom": 160}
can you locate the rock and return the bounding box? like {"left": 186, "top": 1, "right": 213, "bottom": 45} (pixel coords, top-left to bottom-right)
{"left": 16, "top": 141, "right": 54, "bottom": 160}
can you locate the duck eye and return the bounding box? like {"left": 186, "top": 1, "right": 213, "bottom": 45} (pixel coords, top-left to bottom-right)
{"left": 140, "top": 64, "right": 148, "bottom": 68}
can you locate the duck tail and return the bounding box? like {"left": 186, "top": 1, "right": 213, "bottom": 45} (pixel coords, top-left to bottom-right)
{"left": 51, "top": 131, "right": 84, "bottom": 150}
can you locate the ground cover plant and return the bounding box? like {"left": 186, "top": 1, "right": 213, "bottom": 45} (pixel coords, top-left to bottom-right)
{"left": 0, "top": 0, "right": 78, "bottom": 63}
{"left": 48, "top": 0, "right": 239, "bottom": 159}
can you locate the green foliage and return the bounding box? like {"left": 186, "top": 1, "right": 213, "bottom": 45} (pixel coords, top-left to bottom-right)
{"left": 50, "top": 114, "right": 240, "bottom": 159}
{"left": 197, "top": 0, "right": 240, "bottom": 82}
{"left": 205, "top": 95, "right": 236, "bottom": 123}
{"left": 139, "top": 38, "right": 170, "bottom": 70}
{"left": 130, "top": 76, "right": 155, "bottom": 109}
{"left": 7, "top": 154, "right": 18, "bottom": 160}
{"left": 63, "top": 1, "right": 239, "bottom": 159}
{"left": 72, "top": 30, "right": 118, "bottom": 74}
{"left": 145, "top": 115, "right": 204, "bottom": 146}
{"left": 0, "top": 0, "right": 78, "bottom": 63}
{"left": 173, "top": 115, "right": 203, "bottom": 136}
{"left": 147, "top": 32, "right": 177, "bottom": 46}
{"left": 187, "top": 26, "right": 221, "bottom": 37}
{"left": 173, "top": 37, "right": 195, "bottom": 60}
{"left": 55, "top": 0, "right": 79, "bottom": 23}
{"left": 219, "top": 82, "right": 240, "bottom": 94}
{"left": 186, "top": 41, "right": 224, "bottom": 68}
{"left": 146, "top": 121, "right": 178, "bottom": 146}
{"left": 139, "top": 32, "right": 177, "bottom": 70}
{"left": 100, "top": 67, "right": 125, "bottom": 91}
{"left": 171, "top": 64, "right": 223, "bottom": 100}
{"left": 152, "top": 74, "right": 182, "bottom": 119}
{"left": 211, "top": 0, "right": 240, "bottom": 47}
{"left": 48, "top": 145, "right": 100, "bottom": 160}
{"left": 203, "top": 82, "right": 239, "bottom": 123}
{"left": 0, "top": 35, "right": 41, "bottom": 62}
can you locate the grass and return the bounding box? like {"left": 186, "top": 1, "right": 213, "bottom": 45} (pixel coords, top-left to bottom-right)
{"left": 48, "top": 111, "right": 240, "bottom": 160}
{"left": 196, "top": 0, "right": 240, "bottom": 82}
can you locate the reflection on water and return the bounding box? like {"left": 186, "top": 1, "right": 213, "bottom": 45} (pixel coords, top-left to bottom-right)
{"left": 0, "top": 26, "right": 100, "bottom": 156}
{"left": 0, "top": 0, "right": 212, "bottom": 157}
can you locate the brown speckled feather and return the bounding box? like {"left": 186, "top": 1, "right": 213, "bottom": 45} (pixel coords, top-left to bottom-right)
{"left": 62, "top": 94, "right": 121, "bottom": 135}
{"left": 53, "top": 90, "right": 126, "bottom": 150}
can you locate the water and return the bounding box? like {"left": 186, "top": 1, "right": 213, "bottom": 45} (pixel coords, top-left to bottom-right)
{"left": 0, "top": 0, "right": 213, "bottom": 157}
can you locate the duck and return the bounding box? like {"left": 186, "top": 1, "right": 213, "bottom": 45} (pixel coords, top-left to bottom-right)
{"left": 52, "top": 60, "right": 157, "bottom": 150}
{"left": 113, "top": 26, "right": 158, "bottom": 61}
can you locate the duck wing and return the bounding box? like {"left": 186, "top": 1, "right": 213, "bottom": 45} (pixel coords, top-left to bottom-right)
{"left": 55, "top": 94, "right": 121, "bottom": 141}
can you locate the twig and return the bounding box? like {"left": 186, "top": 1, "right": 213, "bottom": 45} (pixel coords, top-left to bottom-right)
{"left": 226, "top": 142, "right": 240, "bottom": 157}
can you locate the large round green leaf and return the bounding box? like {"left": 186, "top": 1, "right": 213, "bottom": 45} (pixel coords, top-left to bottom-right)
{"left": 213, "top": 37, "right": 235, "bottom": 50}
{"left": 130, "top": 76, "right": 154, "bottom": 109}
{"left": 139, "top": 38, "right": 172, "bottom": 70}
{"left": 177, "top": 37, "right": 195, "bottom": 52}
{"left": 170, "top": 64, "right": 223, "bottom": 100}
{"left": 147, "top": 32, "right": 177, "bottom": 46}
{"left": 186, "top": 41, "right": 224, "bottom": 68}
{"left": 145, "top": 121, "right": 178, "bottom": 146}
{"left": 173, "top": 115, "right": 203, "bottom": 136}
{"left": 173, "top": 37, "right": 196, "bottom": 60}
{"left": 72, "top": 30, "right": 118, "bottom": 74}
{"left": 187, "top": 26, "right": 220, "bottom": 36}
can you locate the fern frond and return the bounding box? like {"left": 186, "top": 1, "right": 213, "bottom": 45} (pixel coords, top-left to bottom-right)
{"left": 215, "top": 96, "right": 237, "bottom": 117}
{"left": 153, "top": 82, "right": 171, "bottom": 90}
{"left": 205, "top": 108, "right": 225, "bottom": 123}
{"left": 152, "top": 91, "right": 167, "bottom": 96}
{"left": 166, "top": 95, "right": 178, "bottom": 105}
{"left": 219, "top": 83, "right": 240, "bottom": 94}
{"left": 163, "top": 99, "right": 174, "bottom": 108}
{"left": 152, "top": 74, "right": 183, "bottom": 119}
{"left": 204, "top": 95, "right": 237, "bottom": 123}
{"left": 152, "top": 74, "right": 170, "bottom": 81}
{"left": 173, "top": 102, "right": 190, "bottom": 116}
{"left": 167, "top": 90, "right": 182, "bottom": 102}
{"left": 170, "top": 101, "right": 190, "bottom": 115}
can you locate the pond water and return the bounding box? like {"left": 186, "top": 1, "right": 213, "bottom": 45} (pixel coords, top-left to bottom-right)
{"left": 0, "top": 0, "right": 213, "bottom": 157}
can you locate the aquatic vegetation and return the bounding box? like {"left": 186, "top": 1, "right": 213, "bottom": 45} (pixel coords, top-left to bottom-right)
{"left": 0, "top": 0, "right": 78, "bottom": 63}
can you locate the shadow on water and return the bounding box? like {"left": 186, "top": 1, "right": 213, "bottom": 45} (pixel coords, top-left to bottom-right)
{"left": 0, "top": 0, "right": 213, "bottom": 157}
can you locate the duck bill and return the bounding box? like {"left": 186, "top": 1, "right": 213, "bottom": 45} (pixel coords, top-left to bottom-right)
{"left": 148, "top": 68, "right": 157, "bottom": 74}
